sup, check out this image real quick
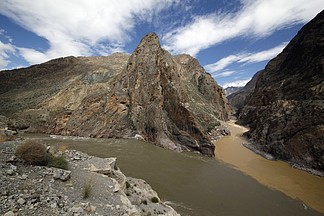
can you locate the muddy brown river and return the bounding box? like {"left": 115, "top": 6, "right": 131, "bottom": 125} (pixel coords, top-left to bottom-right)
{"left": 23, "top": 130, "right": 324, "bottom": 216}
{"left": 214, "top": 120, "right": 324, "bottom": 214}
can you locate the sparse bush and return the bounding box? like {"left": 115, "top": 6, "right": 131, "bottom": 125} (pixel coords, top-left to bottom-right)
{"left": 49, "top": 155, "right": 68, "bottom": 170}
{"left": 151, "top": 197, "right": 159, "bottom": 203}
{"left": 16, "top": 141, "right": 49, "bottom": 165}
{"left": 83, "top": 178, "right": 92, "bottom": 199}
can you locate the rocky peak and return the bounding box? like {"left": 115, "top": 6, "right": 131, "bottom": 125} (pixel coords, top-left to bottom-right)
{"left": 0, "top": 33, "right": 231, "bottom": 157}
{"left": 134, "top": 32, "right": 161, "bottom": 53}
{"left": 119, "top": 33, "right": 221, "bottom": 155}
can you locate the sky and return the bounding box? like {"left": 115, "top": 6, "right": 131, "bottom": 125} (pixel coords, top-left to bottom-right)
{"left": 0, "top": 0, "right": 323, "bottom": 88}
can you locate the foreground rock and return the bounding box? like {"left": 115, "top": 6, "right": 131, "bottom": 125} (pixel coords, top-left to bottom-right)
{"left": 0, "top": 141, "right": 180, "bottom": 215}
{"left": 0, "top": 33, "right": 230, "bottom": 157}
{"left": 237, "top": 10, "right": 324, "bottom": 172}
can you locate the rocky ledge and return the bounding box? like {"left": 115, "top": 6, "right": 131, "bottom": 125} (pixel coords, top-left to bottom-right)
{"left": 0, "top": 141, "right": 179, "bottom": 216}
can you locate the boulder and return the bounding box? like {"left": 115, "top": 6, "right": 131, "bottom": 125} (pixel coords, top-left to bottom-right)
{"left": 53, "top": 168, "right": 71, "bottom": 181}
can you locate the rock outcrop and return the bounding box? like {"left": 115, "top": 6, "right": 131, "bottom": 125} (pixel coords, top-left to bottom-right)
{"left": 0, "top": 33, "right": 230, "bottom": 156}
{"left": 0, "top": 140, "right": 180, "bottom": 216}
{"left": 238, "top": 10, "right": 324, "bottom": 172}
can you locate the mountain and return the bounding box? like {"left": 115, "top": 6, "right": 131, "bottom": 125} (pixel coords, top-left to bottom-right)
{"left": 227, "top": 70, "right": 262, "bottom": 113}
{"left": 237, "top": 10, "right": 324, "bottom": 171}
{"left": 224, "top": 86, "right": 242, "bottom": 96}
{"left": 0, "top": 33, "right": 231, "bottom": 156}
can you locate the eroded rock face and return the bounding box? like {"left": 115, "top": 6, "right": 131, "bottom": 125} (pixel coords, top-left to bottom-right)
{"left": 59, "top": 33, "right": 230, "bottom": 156}
{"left": 238, "top": 10, "right": 324, "bottom": 171}
{"left": 227, "top": 70, "right": 262, "bottom": 113}
{"left": 0, "top": 33, "right": 230, "bottom": 156}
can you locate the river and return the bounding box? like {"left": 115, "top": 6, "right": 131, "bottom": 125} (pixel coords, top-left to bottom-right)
{"left": 214, "top": 120, "right": 324, "bottom": 214}
{"left": 23, "top": 132, "right": 324, "bottom": 216}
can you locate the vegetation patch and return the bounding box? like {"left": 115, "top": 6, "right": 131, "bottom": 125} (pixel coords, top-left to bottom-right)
{"left": 16, "top": 140, "right": 49, "bottom": 166}
{"left": 16, "top": 140, "right": 69, "bottom": 170}
{"left": 83, "top": 177, "right": 93, "bottom": 199}
{"left": 48, "top": 155, "right": 68, "bottom": 170}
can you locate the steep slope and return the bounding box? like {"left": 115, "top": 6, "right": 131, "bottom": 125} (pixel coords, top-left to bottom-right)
{"left": 227, "top": 70, "right": 262, "bottom": 113}
{"left": 238, "top": 10, "right": 324, "bottom": 171}
{"left": 52, "top": 33, "right": 230, "bottom": 156}
{"left": 0, "top": 53, "right": 129, "bottom": 129}
{"left": 0, "top": 33, "right": 230, "bottom": 156}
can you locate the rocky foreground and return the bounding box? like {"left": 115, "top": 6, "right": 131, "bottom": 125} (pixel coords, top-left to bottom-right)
{"left": 0, "top": 140, "right": 179, "bottom": 216}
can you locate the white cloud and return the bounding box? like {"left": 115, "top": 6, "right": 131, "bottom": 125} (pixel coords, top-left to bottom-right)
{"left": 205, "top": 55, "right": 243, "bottom": 72}
{"left": 221, "top": 79, "right": 251, "bottom": 88}
{"left": 238, "top": 42, "right": 288, "bottom": 63}
{"left": 213, "top": 70, "right": 236, "bottom": 78}
{"left": 0, "top": 0, "right": 178, "bottom": 65}
{"left": 0, "top": 40, "right": 16, "bottom": 69}
{"left": 204, "top": 42, "right": 287, "bottom": 73}
{"left": 162, "top": 0, "right": 324, "bottom": 56}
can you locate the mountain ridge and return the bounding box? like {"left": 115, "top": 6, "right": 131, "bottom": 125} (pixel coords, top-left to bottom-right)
{"left": 237, "top": 10, "right": 324, "bottom": 171}
{"left": 0, "top": 33, "right": 231, "bottom": 156}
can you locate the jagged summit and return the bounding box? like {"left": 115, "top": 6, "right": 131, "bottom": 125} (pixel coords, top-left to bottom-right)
{"left": 0, "top": 33, "right": 230, "bottom": 156}
{"left": 136, "top": 32, "right": 160, "bottom": 48}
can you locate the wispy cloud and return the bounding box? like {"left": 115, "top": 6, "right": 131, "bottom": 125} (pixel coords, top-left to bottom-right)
{"left": 0, "top": 0, "right": 178, "bottom": 65}
{"left": 162, "top": 0, "right": 324, "bottom": 56}
{"left": 213, "top": 70, "right": 236, "bottom": 78}
{"left": 221, "top": 79, "right": 251, "bottom": 88}
{"left": 0, "top": 40, "right": 16, "bottom": 69}
{"left": 204, "top": 42, "right": 287, "bottom": 73}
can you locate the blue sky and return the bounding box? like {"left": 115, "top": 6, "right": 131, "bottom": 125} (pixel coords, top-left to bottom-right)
{"left": 0, "top": 0, "right": 323, "bottom": 87}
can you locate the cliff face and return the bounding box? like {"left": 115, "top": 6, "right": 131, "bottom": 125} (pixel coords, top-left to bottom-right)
{"left": 227, "top": 70, "right": 262, "bottom": 113}
{"left": 238, "top": 10, "right": 324, "bottom": 171}
{"left": 0, "top": 33, "right": 230, "bottom": 156}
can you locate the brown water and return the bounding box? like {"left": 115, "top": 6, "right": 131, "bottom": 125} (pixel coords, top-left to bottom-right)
{"left": 214, "top": 120, "right": 324, "bottom": 214}
{"left": 24, "top": 133, "right": 323, "bottom": 216}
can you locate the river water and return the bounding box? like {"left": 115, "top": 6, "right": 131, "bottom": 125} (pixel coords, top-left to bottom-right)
{"left": 214, "top": 120, "right": 324, "bottom": 214}
{"left": 23, "top": 132, "right": 324, "bottom": 216}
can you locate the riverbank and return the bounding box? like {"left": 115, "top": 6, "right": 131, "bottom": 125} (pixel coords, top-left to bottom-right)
{"left": 0, "top": 140, "right": 179, "bottom": 216}
{"left": 213, "top": 120, "right": 324, "bottom": 213}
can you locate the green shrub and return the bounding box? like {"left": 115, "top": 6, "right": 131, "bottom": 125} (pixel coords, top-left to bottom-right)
{"left": 83, "top": 178, "right": 92, "bottom": 199}
{"left": 151, "top": 197, "right": 159, "bottom": 203}
{"left": 49, "top": 155, "right": 68, "bottom": 170}
{"left": 16, "top": 141, "right": 49, "bottom": 165}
